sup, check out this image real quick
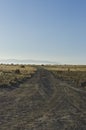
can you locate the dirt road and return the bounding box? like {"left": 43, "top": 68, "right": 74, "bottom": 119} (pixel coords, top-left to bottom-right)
{"left": 0, "top": 68, "right": 86, "bottom": 130}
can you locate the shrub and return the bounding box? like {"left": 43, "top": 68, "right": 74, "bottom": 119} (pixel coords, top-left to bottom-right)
{"left": 21, "top": 65, "right": 25, "bottom": 68}
{"left": 68, "top": 68, "right": 70, "bottom": 72}
{"left": 15, "top": 69, "right": 20, "bottom": 74}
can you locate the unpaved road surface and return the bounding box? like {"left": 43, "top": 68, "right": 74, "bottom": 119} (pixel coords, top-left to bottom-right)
{"left": 0, "top": 68, "right": 86, "bottom": 130}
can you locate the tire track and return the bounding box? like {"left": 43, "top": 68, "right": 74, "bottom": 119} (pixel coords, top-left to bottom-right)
{"left": 0, "top": 68, "right": 86, "bottom": 130}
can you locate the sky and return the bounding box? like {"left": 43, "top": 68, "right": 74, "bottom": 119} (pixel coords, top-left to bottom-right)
{"left": 0, "top": 0, "right": 86, "bottom": 64}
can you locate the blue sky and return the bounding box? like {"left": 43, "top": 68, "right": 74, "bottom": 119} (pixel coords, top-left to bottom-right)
{"left": 0, "top": 0, "right": 86, "bottom": 64}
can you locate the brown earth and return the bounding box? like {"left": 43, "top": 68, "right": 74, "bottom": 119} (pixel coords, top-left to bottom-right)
{"left": 0, "top": 68, "right": 86, "bottom": 130}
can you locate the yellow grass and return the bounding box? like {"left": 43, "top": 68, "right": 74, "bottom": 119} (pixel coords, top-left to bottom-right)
{"left": 0, "top": 64, "right": 37, "bottom": 87}
{"left": 44, "top": 65, "right": 86, "bottom": 71}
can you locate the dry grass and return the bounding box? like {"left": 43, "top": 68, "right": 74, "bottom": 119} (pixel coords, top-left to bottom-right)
{"left": 0, "top": 64, "right": 36, "bottom": 88}
{"left": 44, "top": 65, "right": 86, "bottom": 71}
{"left": 0, "top": 65, "right": 86, "bottom": 129}
{"left": 44, "top": 65, "right": 86, "bottom": 90}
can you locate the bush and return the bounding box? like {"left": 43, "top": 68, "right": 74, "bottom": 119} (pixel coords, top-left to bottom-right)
{"left": 15, "top": 69, "right": 20, "bottom": 74}
{"left": 68, "top": 68, "right": 70, "bottom": 72}
{"left": 21, "top": 65, "right": 25, "bottom": 68}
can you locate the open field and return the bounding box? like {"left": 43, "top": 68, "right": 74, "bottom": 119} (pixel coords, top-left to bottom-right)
{"left": 0, "top": 64, "right": 86, "bottom": 130}
{"left": 0, "top": 64, "right": 36, "bottom": 89}
{"left": 44, "top": 65, "right": 86, "bottom": 90}
{"left": 44, "top": 65, "right": 86, "bottom": 71}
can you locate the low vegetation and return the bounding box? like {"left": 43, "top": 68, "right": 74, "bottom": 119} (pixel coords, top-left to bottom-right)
{"left": 0, "top": 64, "right": 86, "bottom": 129}
{"left": 44, "top": 65, "right": 86, "bottom": 90}
{"left": 0, "top": 64, "right": 36, "bottom": 89}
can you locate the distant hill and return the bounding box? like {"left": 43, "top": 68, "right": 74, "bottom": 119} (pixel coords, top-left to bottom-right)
{"left": 0, "top": 59, "right": 57, "bottom": 65}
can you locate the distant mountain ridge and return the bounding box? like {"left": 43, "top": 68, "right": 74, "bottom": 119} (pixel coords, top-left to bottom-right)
{"left": 0, "top": 59, "right": 57, "bottom": 64}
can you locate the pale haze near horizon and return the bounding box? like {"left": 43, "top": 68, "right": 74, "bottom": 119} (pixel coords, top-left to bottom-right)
{"left": 0, "top": 0, "right": 86, "bottom": 64}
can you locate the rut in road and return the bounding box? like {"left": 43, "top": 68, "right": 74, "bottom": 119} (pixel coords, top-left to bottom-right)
{"left": 0, "top": 68, "right": 86, "bottom": 130}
